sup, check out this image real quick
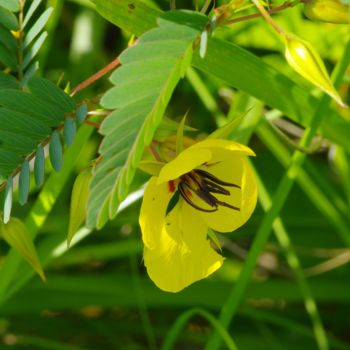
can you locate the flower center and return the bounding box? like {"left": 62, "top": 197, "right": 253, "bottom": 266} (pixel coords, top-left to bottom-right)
{"left": 177, "top": 169, "right": 241, "bottom": 212}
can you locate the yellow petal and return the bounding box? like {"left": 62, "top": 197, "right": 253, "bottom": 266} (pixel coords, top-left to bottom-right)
{"left": 157, "top": 147, "right": 212, "bottom": 184}
{"left": 191, "top": 139, "right": 256, "bottom": 157}
{"left": 139, "top": 176, "right": 174, "bottom": 249}
{"left": 144, "top": 202, "right": 223, "bottom": 292}
{"left": 192, "top": 157, "right": 257, "bottom": 232}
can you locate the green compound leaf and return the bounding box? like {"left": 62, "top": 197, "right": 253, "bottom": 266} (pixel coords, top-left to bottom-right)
{"left": 0, "top": 6, "right": 18, "bottom": 30}
{"left": 0, "top": 77, "right": 75, "bottom": 179}
{"left": 95, "top": 0, "right": 162, "bottom": 37}
{"left": 0, "top": 0, "right": 20, "bottom": 12}
{"left": 0, "top": 216, "right": 45, "bottom": 281}
{"left": 87, "top": 10, "right": 208, "bottom": 228}
{"left": 23, "top": 7, "right": 53, "bottom": 49}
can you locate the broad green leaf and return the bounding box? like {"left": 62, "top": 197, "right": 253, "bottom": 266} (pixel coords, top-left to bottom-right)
{"left": 0, "top": 45, "right": 17, "bottom": 70}
{"left": 0, "top": 0, "right": 20, "bottom": 12}
{"left": 34, "top": 145, "right": 45, "bottom": 187}
{"left": 94, "top": 0, "right": 162, "bottom": 36}
{"left": 49, "top": 131, "right": 62, "bottom": 172}
{"left": 0, "top": 24, "right": 17, "bottom": 51}
{"left": 18, "top": 159, "right": 30, "bottom": 205}
{"left": 0, "top": 6, "right": 18, "bottom": 30}
{"left": 87, "top": 10, "right": 208, "bottom": 228}
{"left": 3, "top": 176, "right": 13, "bottom": 223}
{"left": 63, "top": 118, "right": 76, "bottom": 146}
{"left": 0, "top": 217, "right": 45, "bottom": 281}
{"left": 20, "top": 61, "right": 39, "bottom": 87}
{"left": 67, "top": 168, "right": 92, "bottom": 247}
{"left": 23, "top": 7, "right": 53, "bottom": 49}
{"left": 0, "top": 71, "right": 18, "bottom": 90}
{"left": 27, "top": 76, "right": 76, "bottom": 112}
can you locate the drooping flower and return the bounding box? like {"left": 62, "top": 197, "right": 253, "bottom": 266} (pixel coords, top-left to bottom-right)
{"left": 139, "top": 138, "right": 257, "bottom": 292}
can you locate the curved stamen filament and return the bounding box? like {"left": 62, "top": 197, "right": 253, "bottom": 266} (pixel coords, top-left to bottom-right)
{"left": 178, "top": 183, "right": 217, "bottom": 212}
{"left": 177, "top": 170, "right": 241, "bottom": 212}
{"left": 195, "top": 169, "right": 241, "bottom": 188}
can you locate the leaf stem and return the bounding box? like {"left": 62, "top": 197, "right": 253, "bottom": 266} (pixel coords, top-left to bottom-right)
{"left": 70, "top": 55, "right": 121, "bottom": 96}
{"left": 149, "top": 142, "right": 162, "bottom": 162}
{"left": 250, "top": 0, "right": 285, "bottom": 34}
{"left": 224, "top": 1, "right": 294, "bottom": 26}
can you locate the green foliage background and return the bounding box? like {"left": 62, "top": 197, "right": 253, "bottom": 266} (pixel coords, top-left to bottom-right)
{"left": 0, "top": 0, "right": 350, "bottom": 349}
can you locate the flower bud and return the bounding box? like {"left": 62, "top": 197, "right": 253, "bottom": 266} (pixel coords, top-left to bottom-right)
{"left": 303, "top": 0, "right": 350, "bottom": 24}
{"left": 284, "top": 34, "right": 346, "bottom": 107}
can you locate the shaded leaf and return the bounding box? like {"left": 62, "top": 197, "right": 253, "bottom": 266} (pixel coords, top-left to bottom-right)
{"left": 0, "top": 216, "right": 45, "bottom": 280}
{"left": 18, "top": 159, "right": 30, "bottom": 205}
{"left": 76, "top": 104, "right": 88, "bottom": 124}
{"left": 49, "top": 131, "right": 62, "bottom": 172}
{"left": 34, "top": 145, "right": 45, "bottom": 187}
{"left": 63, "top": 118, "right": 76, "bottom": 146}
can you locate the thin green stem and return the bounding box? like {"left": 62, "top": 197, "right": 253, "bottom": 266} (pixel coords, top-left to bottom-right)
{"left": 130, "top": 254, "right": 158, "bottom": 350}
{"left": 205, "top": 38, "right": 350, "bottom": 350}
{"left": 255, "top": 170, "right": 329, "bottom": 350}
{"left": 250, "top": 0, "right": 285, "bottom": 34}
{"left": 201, "top": 0, "right": 212, "bottom": 14}
{"left": 162, "top": 308, "right": 237, "bottom": 350}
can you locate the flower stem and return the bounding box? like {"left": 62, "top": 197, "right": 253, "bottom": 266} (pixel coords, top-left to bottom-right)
{"left": 149, "top": 142, "right": 162, "bottom": 162}
{"left": 205, "top": 38, "right": 350, "bottom": 350}
{"left": 224, "top": 1, "right": 294, "bottom": 26}
{"left": 250, "top": 0, "right": 285, "bottom": 34}
{"left": 70, "top": 55, "right": 120, "bottom": 96}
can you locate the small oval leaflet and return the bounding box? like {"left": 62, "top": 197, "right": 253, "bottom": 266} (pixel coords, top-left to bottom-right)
{"left": 18, "top": 159, "right": 30, "bottom": 205}
{"left": 199, "top": 30, "right": 208, "bottom": 58}
{"left": 34, "top": 145, "right": 45, "bottom": 187}
{"left": 63, "top": 118, "right": 76, "bottom": 145}
{"left": 76, "top": 104, "right": 88, "bottom": 124}
{"left": 49, "top": 131, "right": 63, "bottom": 171}
{"left": 3, "top": 176, "right": 13, "bottom": 224}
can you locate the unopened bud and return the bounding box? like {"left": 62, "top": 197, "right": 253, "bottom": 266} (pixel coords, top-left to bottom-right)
{"left": 284, "top": 34, "right": 346, "bottom": 107}
{"left": 303, "top": 0, "right": 350, "bottom": 24}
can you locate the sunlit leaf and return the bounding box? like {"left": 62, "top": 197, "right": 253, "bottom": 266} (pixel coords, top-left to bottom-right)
{"left": 68, "top": 168, "right": 92, "bottom": 247}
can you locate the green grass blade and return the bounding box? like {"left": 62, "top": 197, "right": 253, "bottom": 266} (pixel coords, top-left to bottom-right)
{"left": 162, "top": 308, "right": 238, "bottom": 350}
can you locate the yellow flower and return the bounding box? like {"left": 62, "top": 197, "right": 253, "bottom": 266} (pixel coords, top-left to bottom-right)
{"left": 139, "top": 139, "right": 257, "bottom": 292}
